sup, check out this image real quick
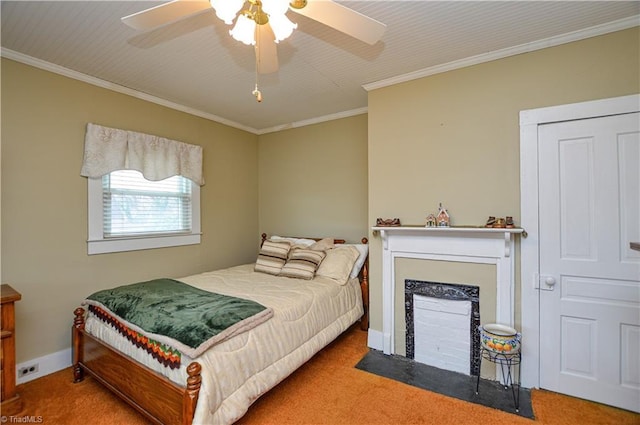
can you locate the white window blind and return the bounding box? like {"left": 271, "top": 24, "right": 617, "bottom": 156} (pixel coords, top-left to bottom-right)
{"left": 87, "top": 173, "right": 201, "bottom": 255}
{"left": 102, "top": 170, "right": 192, "bottom": 238}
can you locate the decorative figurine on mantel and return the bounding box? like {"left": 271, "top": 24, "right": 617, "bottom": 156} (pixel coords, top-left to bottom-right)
{"left": 425, "top": 213, "right": 437, "bottom": 228}
{"left": 484, "top": 215, "right": 516, "bottom": 228}
{"left": 436, "top": 203, "right": 450, "bottom": 227}
{"left": 376, "top": 218, "right": 401, "bottom": 227}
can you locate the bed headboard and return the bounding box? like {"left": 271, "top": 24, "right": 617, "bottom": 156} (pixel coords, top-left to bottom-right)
{"left": 260, "top": 233, "right": 349, "bottom": 245}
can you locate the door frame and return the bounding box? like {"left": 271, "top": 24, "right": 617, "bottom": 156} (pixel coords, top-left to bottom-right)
{"left": 519, "top": 93, "right": 639, "bottom": 389}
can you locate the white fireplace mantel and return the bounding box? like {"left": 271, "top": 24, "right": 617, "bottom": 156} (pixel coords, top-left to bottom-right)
{"left": 371, "top": 226, "right": 524, "bottom": 355}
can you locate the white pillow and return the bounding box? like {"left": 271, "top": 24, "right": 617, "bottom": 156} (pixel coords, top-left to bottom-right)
{"left": 344, "top": 244, "right": 368, "bottom": 278}
{"left": 308, "top": 238, "right": 335, "bottom": 251}
{"left": 270, "top": 236, "right": 316, "bottom": 247}
{"left": 316, "top": 245, "right": 360, "bottom": 285}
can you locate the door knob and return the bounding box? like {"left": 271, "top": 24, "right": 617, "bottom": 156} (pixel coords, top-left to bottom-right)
{"left": 544, "top": 276, "right": 556, "bottom": 286}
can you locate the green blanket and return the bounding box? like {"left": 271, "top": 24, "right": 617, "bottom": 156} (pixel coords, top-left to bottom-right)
{"left": 84, "top": 278, "right": 273, "bottom": 358}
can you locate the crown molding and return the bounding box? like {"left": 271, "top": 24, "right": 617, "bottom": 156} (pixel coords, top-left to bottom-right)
{"left": 363, "top": 15, "right": 640, "bottom": 92}
{"left": 1, "top": 47, "right": 369, "bottom": 135}
{"left": 0, "top": 48, "right": 261, "bottom": 134}
{"left": 257, "top": 107, "right": 368, "bottom": 135}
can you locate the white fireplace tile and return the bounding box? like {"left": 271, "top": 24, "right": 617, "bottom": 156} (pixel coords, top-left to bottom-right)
{"left": 414, "top": 296, "right": 472, "bottom": 315}
{"left": 414, "top": 297, "right": 472, "bottom": 375}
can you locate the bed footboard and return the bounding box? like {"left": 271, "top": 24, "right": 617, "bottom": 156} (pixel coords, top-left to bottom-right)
{"left": 73, "top": 308, "right": 201, "bottom": 425}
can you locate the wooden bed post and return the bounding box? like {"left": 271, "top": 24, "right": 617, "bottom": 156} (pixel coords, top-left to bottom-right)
{"left": 73, "top": 307, "right": 85, "bottom": 383}
{"left": 71, "top": 305, "right": 203, "bottom": 425}
{"left": 183, "top": 362, "right": 202, "bottom": 425}
{"left": 360, "top": 237, "right": 369, "bottom": 331}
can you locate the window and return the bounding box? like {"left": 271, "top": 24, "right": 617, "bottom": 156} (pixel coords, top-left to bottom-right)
{"left": 87, "top": 170, "right": 200, "bottom": 254}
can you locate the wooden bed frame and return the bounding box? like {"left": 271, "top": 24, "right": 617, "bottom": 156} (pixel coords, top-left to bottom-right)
{"left": 72, "top": 234, "right": 369, "bottom": 425}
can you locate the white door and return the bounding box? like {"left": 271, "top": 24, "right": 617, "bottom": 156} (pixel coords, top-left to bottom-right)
{"left": 538, "top": 112, "right": 640, "bottom": 413}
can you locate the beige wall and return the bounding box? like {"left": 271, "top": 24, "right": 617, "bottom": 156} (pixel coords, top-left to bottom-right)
{"left": 258, "top": 115, "right": 369, "bottom": 244}
{"left": 368, "top": 28, "right": 640, "bottom": 335}
{"left": 1, "top": 58, "right": 259, "bottom": 362}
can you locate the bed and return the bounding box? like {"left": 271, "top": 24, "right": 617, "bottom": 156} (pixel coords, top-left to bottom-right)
{"left": 72, "top": 234, "right": 369, "bottom": 425}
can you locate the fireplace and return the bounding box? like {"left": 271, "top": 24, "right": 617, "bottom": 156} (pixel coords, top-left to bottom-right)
{"left": 369, "top": 226, "right": 523, "bottom": 357}
{"left": 405, "top": 279, "right": 481, "bottom": 376}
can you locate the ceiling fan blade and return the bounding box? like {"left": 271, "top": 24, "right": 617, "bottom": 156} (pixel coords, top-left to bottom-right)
{"left": 255, "top": 24, "right": 279, "bottom": 74}
{"left": 122, "top": 0, "right": 212, "bottom": 31}
{"left": 290, "top": 0, "right": 386, "bottom": 45}
{"left": 127, "top": 10, "right": 217, "bottom": 49}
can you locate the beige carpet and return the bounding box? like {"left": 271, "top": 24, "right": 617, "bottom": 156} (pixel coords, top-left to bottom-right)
{"left": 11, "top": 325, "right": 639, "bottom": 424}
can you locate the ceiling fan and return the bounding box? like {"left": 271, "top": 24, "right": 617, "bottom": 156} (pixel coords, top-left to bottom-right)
{"left": 121, "top": 0, "right": 387, "bottom": 79}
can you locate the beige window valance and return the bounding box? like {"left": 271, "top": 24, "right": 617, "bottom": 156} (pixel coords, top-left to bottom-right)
{"left": 80, "top": 123, "right": 204, "bottom": 185}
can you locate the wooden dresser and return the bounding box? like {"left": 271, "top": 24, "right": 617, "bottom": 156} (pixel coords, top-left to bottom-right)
{"left": 1, "top": 284, "right": 23, "bottom": 415}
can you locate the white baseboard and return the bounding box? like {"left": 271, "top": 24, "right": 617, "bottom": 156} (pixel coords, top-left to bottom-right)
{"left": 16, "top": 330, "right": 383, "bottom": 385}
{"left": 367, "top": 329, "right": 383, "bottom": 351}
{"left": 16, "top": 348, "right": 72, "bottom": 385}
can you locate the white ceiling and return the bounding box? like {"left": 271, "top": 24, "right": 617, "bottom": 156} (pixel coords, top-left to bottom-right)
{"left": 2, "top": 1, "right": 639, "bottom": 134}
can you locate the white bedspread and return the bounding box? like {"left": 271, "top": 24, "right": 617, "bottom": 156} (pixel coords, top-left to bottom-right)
{"left": 84, "top": 263, "right": 364, "bottom": 425}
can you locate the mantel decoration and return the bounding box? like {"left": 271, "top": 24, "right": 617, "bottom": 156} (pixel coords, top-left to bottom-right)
{"left": 376, "top": 218, "right": 401, "bottom": 227}
{"left": 425, "top": 214, "right": 437, "bottom": 228}
{"left": 436, "top": 203, "right": 450, "bottom": 227}
{"left": 424, "top": 203, "right": 450, "bottom": 227}
{"left": 485, "top": 216, "right": 515, "bottom": 229}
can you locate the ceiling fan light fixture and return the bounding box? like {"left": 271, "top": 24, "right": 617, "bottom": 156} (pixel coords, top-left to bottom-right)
{"left": 269, "top": 13, "right": 297, "bottom": 43}
{"left": 210, "top": 0, "right": 244, "bottom": 25}
{"left": 230, "top": 13, "right": 257, "bottom": 45}
{"left": 262, "top": 0, "right": 290, "bottom": 16}
{"left": 252, "top": 9, "right": 270, "bottom": 26}
{"left": 289, "top": 0, "right": 307, "bottom": 10}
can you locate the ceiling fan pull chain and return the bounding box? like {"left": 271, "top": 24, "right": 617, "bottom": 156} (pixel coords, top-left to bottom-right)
{"left": 253, "top": 25, "right": 263, "bottom": 103}
{"left": 253, "top": 84, "right": 263, "bottom": 103}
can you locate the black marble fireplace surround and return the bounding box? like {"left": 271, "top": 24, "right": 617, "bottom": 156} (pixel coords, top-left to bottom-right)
{"left": 404, "top": 279, "right": 481, "bottom": 376}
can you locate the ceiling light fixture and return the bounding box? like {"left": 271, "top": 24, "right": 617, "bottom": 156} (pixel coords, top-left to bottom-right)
{"left": 121, "top": 0, "right": 387, "bottom": 101}
{"left": 213, "top": 0, "right": 298, "bottom": 46}
{"left": 209, "top": 0, "right": 245, "bottom": 25}
{"left": 268, "top": 13, "right": 297, "bottom": 42}
{"left": 229, "top": 12, "right": 257, "bottom": 45}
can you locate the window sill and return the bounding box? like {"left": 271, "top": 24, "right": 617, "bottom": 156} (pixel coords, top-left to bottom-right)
{"left": 87, "top": 233, "right": 201, "bottom": 255}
